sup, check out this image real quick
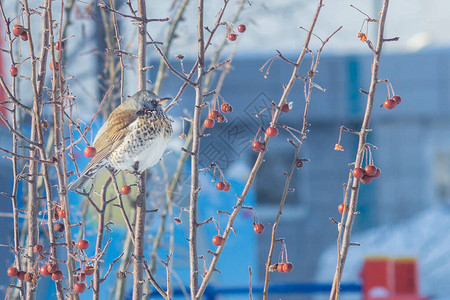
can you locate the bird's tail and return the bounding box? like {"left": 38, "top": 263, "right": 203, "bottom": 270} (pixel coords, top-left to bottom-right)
{"left": 68, "top": 162, "right": 107, "bottom": 191}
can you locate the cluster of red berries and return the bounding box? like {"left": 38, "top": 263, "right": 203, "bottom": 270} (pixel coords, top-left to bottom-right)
{"left": 383, "top": 95, "right": 402, "bottom": 109}
{"left": 228, "top": 24, "right": 246, "bottom": 41}
{"left": 275, "top": 262, "right": 294, "bottom": 273}
{"left": 13, "top": 25, "right": 28, "bottom": 41}
{"left": 353, "top": 164, "right": 381, "bottom": 184}
{"left": 216, "top": 181, "right": 231, "bottom": 192}
{"left": 204, "top": 102, "right": 232, "bottom": 129}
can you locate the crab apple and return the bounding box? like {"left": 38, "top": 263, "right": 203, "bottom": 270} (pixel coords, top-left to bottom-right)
{"left": 51, "top": 270, "right": 64, "bottom": 281}
{"left": 20, "top": 32, "right": 28, "bottom": 41}
{"left": 392, "top": 95, "right": 402, "bottom": 105}
{"left": 216, "top": 181, "right": 225, "bottom": 191}
{"left": 77, "top": 239, "right": 89, "bottom": 250}
{"left": 24, "top": 273, "right": 33, "bottom": 282}
{"left": 252, "top": 141, "right": 265, "bottom": 152}
{"left": 117, "top": 271, "right": 126, "bottom": 279}
{"left": 253, "top": 223, "right": 265, "bottom": 234}
{"left": 338, "top": 204, "right": 349, "bottom": 214}
{"left": 17, "top": 271, "right": 26, "bottom": 280}
{"left": 296, "top": 160, "right": 303, "bottom": 168}
{"left": 40, "top": 266, "right": 51, "bottom": 277}
{"left": 223, "top": 181, "right": 231, "bottom": 192}
{"left": 121, "top": 185, "right": 131, "bottom": 195}
{"left": 384, "top": 98, "right": 397, "bottom": 109}
{"left": 84, "top": 265, "right": 95, "bottom": 275}
{"left": 41, "top": 120, "right": 48, "bottom": 129}
{"left": 208, "top": 110, "right": 220, "bottom": 119}
{"left": 238, "top": 24, "right": 246, "bottom": 33}
{"left": 220, "top": 103, "right": 232, "bottom": 113}
{"left": 10, "top": 66, "right": 18, "bottom": 77}
{"left": 84, "top": 146, "right": 96, "bottom": 158}
{"left": 55, "top": 41, "right": 65, "bottom": 51}
{"left": 373, "top": 168, "right": 381, "bottom": 178}
{"left": 266, "top": 126, "right": 278, "bottom": 137}
{"left": 228, "top": 33, "right": 237, "bottom": 41}
{"left": 277, "top": 263, "right": 285, "bottom": 273}
{"left": 360, "top": 174, "right": 373, "bottom": 184}
{"left": 7, "top": 267, "right": 18, "bottom": 277}
{"left": 204, "top": 118, "right": 215, "bottom": 128}
{"left": 47, "top": 263, "right": 58, "bottom": 274}
{"left": 58, "top": 209, "right": 66, "bottom": 219}
{"left": 364, "top": 165, "right": 377, "bottom": 176}
{"left": 12, "top": 25, "right": 25, "bottom": 36}
{"left": 283, "top": 262, "right": 293, "bottom": 273}
{"left": 74, "top": 282, "right": 86, "bottom": 293}
{"left": 281, "top": 103, "right": 290, "bottom": 113}
{"left": 217, "top": 115, "right": 226, "bottom": 123}
{"left": 34, "top": 244, "right": 44, "bottom": 254}
{"left": 54, "top": 223, "right": 65, "bottom": 232}
{"left": 212, "top": 235, "right": 224, "bottom": 246}
{"left": 352, "top": 167, "right": 366, "bottom": 179}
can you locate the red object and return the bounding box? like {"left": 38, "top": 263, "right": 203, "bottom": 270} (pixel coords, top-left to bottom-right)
{"left": 362, "top": 257, "right": 427, "bottom": 300}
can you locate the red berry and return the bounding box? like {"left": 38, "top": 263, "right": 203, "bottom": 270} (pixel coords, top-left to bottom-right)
{"left": 392, "top": 95, "right": 401, "bottom": 105}
{"left": 220, "top": 103, "right": 232, "bottom": 113}
{"left": 7, "top": 267, "right": 18, "bottom": 277}
{"left": 237, "top": 24, "right": 246, "bottom": 33}
{"left": 24, "top": 273, "right": 33, "bottom": 282}
{"left": 34, "top": 244, "right": 44, "bottom": 254}
{"left": 17, "top": 271, "right": 26, "bottom": 280}
{"left": 364, "top": 165, "right": 377, "bottom": 176}
{"left": 252, "top": 141, "right": 265, "bottom": 152}
{"left": 121, "top": 185, "right": 131, "bottom": 195}
{"left": 204, "top": 118, "right": 215, "bottom": 128}
{"left": 281, "top": 103, "right": 290, "bottom": 113}
{"left": 174, "top": 217, "right": 182, "bottom": 224}
{"left": 266, "top": 126, "right": 278, "bottom": 137}
{"left": 277, "top": 263, "right": 285, "bottom": 273}
{"left": 55, "top": 41, "right": 65, "bottom": 51}
{"left": 47, "top": 263, "right": 58, "bottom": 274}
{"left": 12, "top": 25, "right": 25, "bottom": 36}
{"left": 74, "top": 282, "right": 86, "bottom": 293}
{"left": 58, "top": 209, "right": 66, "bottom": 219}
{"left": 40, "top": 266, "right": 51, "bottom": 277}
{"left": 360, "top": 174, "right": 373, "bottom": 184}
{"left": 54, "top": 223, "right": 65, "bottom": 232}
{"left": 212, "top": 235, "right": 224, "bottom": 246}
{"left": 10, "top": 66, "right": 18, "bottom": 77}
{"left": 352, "top": 167, "right": 366, "bottom": 179}
{"left": 384, "top": 99, "right": 396, "bottom": 109}
{"left": 338, "top": 204, "right": 349, "bottom": 214}
{"left": 223, "top": 181, "right": 231, "bottom": 192}
{"left": 283, "top": 262, "right": 293, "bottom": 273}
{"left": 228, "top": 33, "right": 237, "bottom": 41}
{"left": 77, "top": 239, "right": 89, "bottom": 250}
{"left": 20, "top": 32, "right": 28, "bottom": 41}
{"left": 216, "top": 181, "right": 225, "bottom": 191}
{"left": 50, "top": 61, "right": 60, "bottom": 71}
{"left": 84, "top": 146, "right": 96, "bottom": 158}
{"left": 217, "top": 115, "right": 226, "bottom": 123}
{"left": 84, "top": 265, "right": 95, "bottom": 275}
{"left": 372, "top": 168, "right": 381, "bottom": 178}
{"left": 208, "top": 110, "right": 220, "bottom": 119}
{"left": 253, "top": 223, "right": 264, "bottom": 234}
{"left": 51, "top": 270, "right": 64, "bottom": 281}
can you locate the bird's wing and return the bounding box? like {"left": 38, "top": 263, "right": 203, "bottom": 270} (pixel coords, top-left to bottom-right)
{"left": 83, "top": 108, "right": 137, "bottom": 171}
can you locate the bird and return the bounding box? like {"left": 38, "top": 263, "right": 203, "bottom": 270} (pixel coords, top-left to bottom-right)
{"left": 68, "top": 90, "right": 173, "bottom": 191}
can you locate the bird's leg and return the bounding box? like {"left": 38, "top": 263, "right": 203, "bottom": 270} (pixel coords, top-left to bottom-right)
{"left": 132, "top": 161, "right": 140, "bottom": 175}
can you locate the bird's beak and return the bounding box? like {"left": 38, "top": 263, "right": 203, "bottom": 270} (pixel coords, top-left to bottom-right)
{"left": 159, "top": 97, "right": 170, "bottom": 104}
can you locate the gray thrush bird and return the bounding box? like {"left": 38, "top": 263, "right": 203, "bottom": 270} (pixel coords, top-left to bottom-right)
{"left": 68, "top": 90, "right": 173, "bottom": 191}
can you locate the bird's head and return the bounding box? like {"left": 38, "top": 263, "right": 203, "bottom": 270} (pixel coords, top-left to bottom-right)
{"left": 127, "top": 90, "right": 169, "bottom": 112}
